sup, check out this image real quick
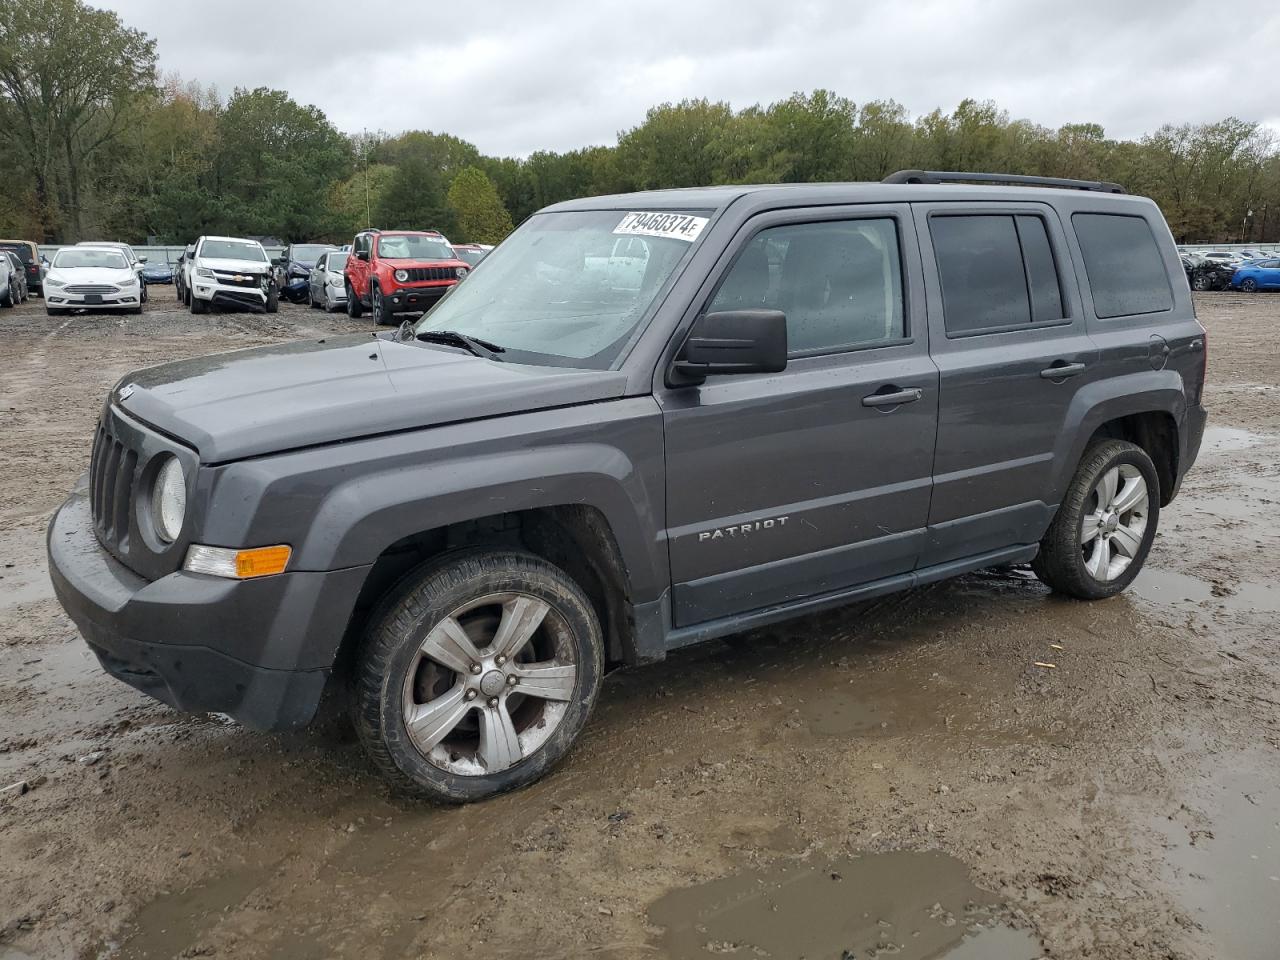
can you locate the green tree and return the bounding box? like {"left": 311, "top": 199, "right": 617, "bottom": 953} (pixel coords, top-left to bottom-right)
{"left": 446, "top": 167, "right": 514, "bottom": 243}
{"left": 373, "top": 155, "right": 456, "bottom": 234}
{"left": 0, "top": 0, "right": 156, "bottom": 239}
{"left": 212, "top": 87, "right": 353, "bottom": 240}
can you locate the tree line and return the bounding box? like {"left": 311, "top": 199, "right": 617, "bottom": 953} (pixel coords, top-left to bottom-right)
{"left": 3, "top": 0, "right": 1278, "bottom": 247}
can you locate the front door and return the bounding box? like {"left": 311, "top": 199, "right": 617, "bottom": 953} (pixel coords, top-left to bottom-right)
{"left": 659, "top": 205, "right": 939, "bottom": 627}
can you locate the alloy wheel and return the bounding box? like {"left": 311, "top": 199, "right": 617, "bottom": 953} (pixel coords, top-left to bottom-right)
{"left": 1241, "top": 278, "right": 1257, "bottom": 292}
{"left": 400, "top": 592, "right": 578, "bottom": 776}
{"left": 1080, "top": 464, "right": 1149, "bottom": 582}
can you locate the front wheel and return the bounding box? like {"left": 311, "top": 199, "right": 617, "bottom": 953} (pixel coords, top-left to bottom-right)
{"left": 1241, "top": 278, "right": 1258, "bottom": 293}
{"left": 353, "top": 550, "right": 604, "bottom": 803}
{"left": 346, "top": 284, "right": 363, "bottom": 318}
{"left": 1191, "top": 274, "right": 1210, "bottom": 291}
{"left": 190, "top": 294, "right": 208, "bottom": 314}
{"left": 1032, "top": 439, "right": 1160, "bottom": 600}
{"left": 372, "top": 286, "right": 389, "bottom": 325}
{"left": 265, "top": 285, "right": 279, "bottom": 314}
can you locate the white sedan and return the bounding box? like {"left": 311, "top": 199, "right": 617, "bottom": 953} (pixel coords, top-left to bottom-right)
{"left": 44, "top": 247, "right": 143, "bottom": 316}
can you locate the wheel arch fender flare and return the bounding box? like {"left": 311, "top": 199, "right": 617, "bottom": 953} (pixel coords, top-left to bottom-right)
{"left": 1050, "top": 370, "right": 1188, "bottom": 507}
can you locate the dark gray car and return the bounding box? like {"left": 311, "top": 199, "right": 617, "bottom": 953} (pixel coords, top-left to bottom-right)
{"left": 48, "top": 171, "right": 1208, "bottom": 802}
{"left": 1, "top": 250, "right": 28, "bottom": 306}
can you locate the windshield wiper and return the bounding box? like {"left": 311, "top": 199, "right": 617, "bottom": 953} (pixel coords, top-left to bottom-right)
{"left": 414, "top": 329, "right": 506, "bottom": 361}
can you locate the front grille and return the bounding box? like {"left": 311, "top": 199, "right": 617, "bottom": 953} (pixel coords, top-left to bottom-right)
{"left": 65, "top": 284, "right": 120, "bottom": 295}
{"left": 89, "top": 422, "right": 139, "bottom": 552}
{"left": 212, "top": 272, "right": 263, "bottom": 289}
{"left": 403, "top": 266, "right": 459, "bottom": 282}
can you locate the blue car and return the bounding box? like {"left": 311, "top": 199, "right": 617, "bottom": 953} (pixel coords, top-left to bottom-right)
{"left": 1231, "top": 258, "right": 1280, "bottom": 292}
{"left": 141, "top": 262, "right": 174, "bottom": 284}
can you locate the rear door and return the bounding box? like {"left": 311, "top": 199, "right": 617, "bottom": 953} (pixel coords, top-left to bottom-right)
{"left": 913, "top": 202, "right": 1097, "bottom": 565}
{"left": 659, "top": 205, "right": 939, "bottom": 626}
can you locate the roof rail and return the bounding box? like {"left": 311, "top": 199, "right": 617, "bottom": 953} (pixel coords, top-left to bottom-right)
{"left": 883, "top": 170, "right": 1126, "bottom": 194}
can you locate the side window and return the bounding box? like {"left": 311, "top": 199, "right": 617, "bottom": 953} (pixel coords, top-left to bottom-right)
{"left": 930, "top": 214, "right": 1066, "bottom": 335}
{"left": 1072, "top": 213, "right": 1173, "bottom": 318}
{"left": 710, "top": 218, "right": 905, "bottom": 355}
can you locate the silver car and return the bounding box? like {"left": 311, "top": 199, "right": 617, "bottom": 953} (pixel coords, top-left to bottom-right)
{"left": 307, "top": 251, "right": 348, "bottom": 312}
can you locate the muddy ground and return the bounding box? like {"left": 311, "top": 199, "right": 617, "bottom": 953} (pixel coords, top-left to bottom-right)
{"left": 1, "top": 287, "right": 1277, "bottom": 960}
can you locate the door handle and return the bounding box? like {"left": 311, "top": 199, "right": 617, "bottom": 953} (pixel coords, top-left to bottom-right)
{"left": 861, "top": 387, "right": 923, "bottom": 408}
{"left": 1039, "top": 361, "right": 1087, "bottom": 380}
{"left": 1189, "top": 338, "right": 1204, "bottom": 352}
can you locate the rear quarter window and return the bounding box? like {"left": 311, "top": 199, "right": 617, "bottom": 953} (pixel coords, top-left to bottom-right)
{"left": 1073, "top": 213, "right": 1174, "bottom": 318}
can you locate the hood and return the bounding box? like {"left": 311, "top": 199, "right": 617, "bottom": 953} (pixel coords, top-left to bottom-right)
{"left": 114, "top": 336, "right": 629, "bottom": 463}
{"left": 196, "top": 257, "right": 271, "bottom": 274}
{"left": 387, "top": 258, "right": 470, "bottom": 271}
{"left": 49, "top": 266, "right": 135, "bottom": 285}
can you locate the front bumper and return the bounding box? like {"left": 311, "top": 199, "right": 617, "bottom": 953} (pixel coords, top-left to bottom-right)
{"left": 47, "top": 481, "right": 371, "bottom": 731}
{"left": 192, "top": 278, "right": 269, "bottom": 311}
{"left": 45, "top": 289, "right": 141, "bottom": 309}
{"left": 381, "top": 282, "right": 454, "bottom": 314}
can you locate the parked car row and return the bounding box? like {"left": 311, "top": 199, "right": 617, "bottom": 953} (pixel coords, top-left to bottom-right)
{"left": 1177, "top": 247, "right": 1280, "bottom": 292}
{"left": 3, "top": 230, "right": 493, "bottom": 318}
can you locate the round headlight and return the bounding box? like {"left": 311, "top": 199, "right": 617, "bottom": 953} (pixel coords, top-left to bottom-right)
{"left": 394, "top": 269, "right": 408, "bottom": 283}
{"left": 455, "top": 267, "right": 469, "bottom": 279}
{"left": 152, "top": 456, "right": 186, "bottom": 542}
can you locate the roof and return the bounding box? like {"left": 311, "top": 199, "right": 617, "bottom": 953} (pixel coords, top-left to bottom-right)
{"left": 544, "top": 181, "right": 1153, "bottom": 214}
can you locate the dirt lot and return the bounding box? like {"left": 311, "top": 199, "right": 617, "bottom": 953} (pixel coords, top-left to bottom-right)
{"left": 1, "top": 287, "right": 1278, "bottom": 960}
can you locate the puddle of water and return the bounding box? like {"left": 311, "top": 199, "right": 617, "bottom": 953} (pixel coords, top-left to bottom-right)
{"left": 1154, "top": 770, "right": 1280, "bottom": 960}
{"left": 648, "top": 851, "right": 1041, "bottom": 960}
{"left": 1129, "top": 567, "right": 1280, "bottom": 614}
{"left": 112, "top": 864, "right": 273, "bottom": 960}
{"left": 1199, "top": 425, "right": 1270, "bottom": 455}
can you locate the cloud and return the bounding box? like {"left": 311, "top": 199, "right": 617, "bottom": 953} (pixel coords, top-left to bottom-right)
{"left": 108, "top": 0, "right": 1280, "bottom": 156}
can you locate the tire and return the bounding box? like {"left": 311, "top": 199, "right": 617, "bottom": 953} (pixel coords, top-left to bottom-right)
{"left": 353, "top": 549, "right": 604, "bottom": 803}
{"left": 140, "top": 280, "right": 148, "bottom": 304}
{"left": 1032, "top": 439, "right": 1160, "bottom": 600}
{"left": 46, "top": 306, "right": 65, "bottom": 317}
{"left": 308, "top": 286, "right": 321, "bottom": 309}
{"left": 265, "top": 285, "right": 279, "bottom": 314}
{"left": 190, "top": 294, "right": 208, "bottom": 314}
{"left": 372, "top": 286, "right": 390, "bottom": 325}
{"left": 1, "top": 287, "right": 12, "bottom": 308}
{"left": 1191, "top": 275, "right": 1210, "bottom": 291}
{"left": 346, "top": 283, "right": 363, "bottom": 318}
{"left": 1241, "top": 278, "right": 1258, "bottom": 292}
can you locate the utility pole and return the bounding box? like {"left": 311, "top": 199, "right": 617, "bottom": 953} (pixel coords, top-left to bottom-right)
{"left": 362, "top": 129, "right": 372, "bottom": 228}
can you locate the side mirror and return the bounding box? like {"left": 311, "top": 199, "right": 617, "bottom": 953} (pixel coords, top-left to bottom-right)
{"left": 673, "top": 309, "right": 788, "bottom": 383}
{"left": 356, "top": 249, "right": 370, "bottom": 262}
{"left": 137, "top": 255, "right": 148, "bottom": 264}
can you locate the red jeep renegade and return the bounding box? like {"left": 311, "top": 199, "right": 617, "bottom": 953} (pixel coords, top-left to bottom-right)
{"left": 344, "top": 229, "right": 471, "bottom": 324}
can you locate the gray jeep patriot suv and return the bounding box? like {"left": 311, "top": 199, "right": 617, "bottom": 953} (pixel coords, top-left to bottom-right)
{"left": 48, "top": 171, "right": 1208, "bottom": 802}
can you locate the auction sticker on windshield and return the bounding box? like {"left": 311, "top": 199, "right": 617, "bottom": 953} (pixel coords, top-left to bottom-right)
{"left": 614, "top": 212, "right": 709, "bottom": 242}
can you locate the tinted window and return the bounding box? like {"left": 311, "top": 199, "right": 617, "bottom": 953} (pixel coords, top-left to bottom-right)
{"left": 710, "top": 218, "right": 905, "bottom": 354}
{"left": 0, "top": 243, "right": 33, "bottom": 263}
{"left": 1073, "top": 213, "right": 1173, "bottom": 318}
{"left": 932, "top": 216, "right": 1029, "bottom": 333}
{"left": 1016, "top": 216, "right": 1065, "bottom": 322}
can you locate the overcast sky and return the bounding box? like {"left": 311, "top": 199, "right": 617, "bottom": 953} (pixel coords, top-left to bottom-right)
{"left": 106, "top": 0, "right": 1279, "bottom": 157}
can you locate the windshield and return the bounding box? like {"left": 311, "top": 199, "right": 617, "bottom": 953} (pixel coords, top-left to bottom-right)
{"left": 453, "top": 247, "right": 487, "bottom": 266}
{"left": 413, "top": 208, "right": 711, "bottom": 368}
{"left": 292, "top": 244, "right": 332, "bottom": 263}
{"left": 200, "top": 239, "right": 268, "bottom": 262}
{"left": 54, "top": 249, "right": 129, "bottom": 270}
{"left": 377, "top": 235, "right": 455, "bottom": 261}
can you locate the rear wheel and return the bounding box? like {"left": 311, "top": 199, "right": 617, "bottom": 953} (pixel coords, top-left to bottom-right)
{"left": 1032, "top": 439, "right": 1159, "bottom": 600}
{"left": 1191, "top": 274, "right": 1210, "bottom": 291}
{"left": 353, "top": 550, "right": 604, "bottom": 803}
{"left": 1241, "top": 278, "right": 1258, "bottom": 292}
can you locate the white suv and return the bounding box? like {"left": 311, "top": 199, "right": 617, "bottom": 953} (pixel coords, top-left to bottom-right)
{"left": 189, "top": 236, "right": 277, "bottom": 314}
